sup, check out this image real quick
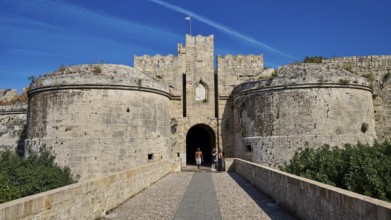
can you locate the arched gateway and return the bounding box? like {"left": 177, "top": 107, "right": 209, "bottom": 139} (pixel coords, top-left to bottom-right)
{"left": 186, "top": 124, "right": 216, "bottom": 165}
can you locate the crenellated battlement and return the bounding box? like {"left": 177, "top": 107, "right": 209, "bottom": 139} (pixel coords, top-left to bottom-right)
{"left": 323, "top": 55, "right": 391, "bottom": 63}
{"left": 134, "top": 54, "right": 178, "bottom": 70}
{"left": 217, "top": 54, "right": 264, "bottom": 70}
{"left": 185, "top": 34, "right": 214, "bottom": 48}
{"left": 217, "top": 54, "right": 265, "bottom": 96}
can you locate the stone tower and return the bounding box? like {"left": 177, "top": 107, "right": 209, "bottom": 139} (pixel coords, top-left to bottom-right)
{"left": 135, "top": 34, "right": 265, "bottom": 166}
{"left": 135, "top": 35, "right": 217, "bottom": 165}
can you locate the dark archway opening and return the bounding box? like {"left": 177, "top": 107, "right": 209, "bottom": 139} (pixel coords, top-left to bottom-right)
{"left": 186, "top": 124, "right": 215, "bottom": 165}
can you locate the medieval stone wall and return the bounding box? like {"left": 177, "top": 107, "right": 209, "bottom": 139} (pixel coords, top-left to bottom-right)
{"left": 217, "top": 54, "right": 264, "bottom": 157}
{"left": 323, "top": 55, "right": 391, "bottom": 141}
{"left": 3, "top": 35, "right": 389, "bottom": 175}
{"left": 0, "top": 89, "right": 27, "bottom": 153}
{"left": 232, "top": 63, "right": 376, "bottom": 166}
{"left": 25, "top": 64, "right": 171, "bottom": 180}
{"left": 134, "top": 54, "right": 183, "bottom": 96}
{"left": 217, "top": 54, "right": 264, "bottom": 97}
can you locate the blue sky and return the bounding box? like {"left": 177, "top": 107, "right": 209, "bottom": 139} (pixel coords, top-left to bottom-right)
{"left": 1, "top": 0, "right": 390, "bottom": 92}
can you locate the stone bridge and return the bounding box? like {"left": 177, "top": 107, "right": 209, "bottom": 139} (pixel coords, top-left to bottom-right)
{"left": 1, "top": 159, "right": 390, "bottom": 220}
{"left": 103, "top": 167, "right": 296, "bottom": 220}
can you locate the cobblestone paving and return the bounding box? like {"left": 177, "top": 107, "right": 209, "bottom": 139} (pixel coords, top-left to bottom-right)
{"left": 103, "top": 170, "right": 297, "bottom": 220}
{"left": 212, "top": 172, "right": 298, "bottom": 220}
{"left": 104, "top": 172, "right": 193, "bottom": 220}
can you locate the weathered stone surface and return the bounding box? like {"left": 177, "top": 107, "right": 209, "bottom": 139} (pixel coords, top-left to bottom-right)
{"left": 0, "top": 89, "right": 27, "bottom": 152}
{"left": 0, "top": 160, "right": 171, "bottom": 220}
{"left": 232, "top": 63, "right": 376, "bottom": 166}
{"left": 25, "top": 64, "right": 171, "bottom": 180}
{"left": 2, "top": 35, "right": 391, "bottom": 179}
{"left": 0, "top": 89, "right": 18, "bottom": 102}
{"left": 323, "top": 56, "right": 391, "bottom": 141}
{"left": 234, "top": 158, "right": 391, "bottom": 220}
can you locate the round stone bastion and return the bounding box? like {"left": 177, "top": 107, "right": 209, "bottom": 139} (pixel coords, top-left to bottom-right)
{"left": 25, "top": 64, "right": 171, "bottom": 180}
{"left": 232, "top": 63, "right": 377, "bottom": 167}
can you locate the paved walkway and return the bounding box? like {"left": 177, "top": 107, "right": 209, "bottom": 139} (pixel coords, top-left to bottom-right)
{"left": 173, "top": 172, "right": 221, "bottom": 220}
{"left": 103, "top": 167, "right": 297, "bottom": 220}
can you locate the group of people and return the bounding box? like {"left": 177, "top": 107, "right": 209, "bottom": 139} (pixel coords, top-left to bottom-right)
{"left": 195, "top": 147, "right": 224, "bottom": 172}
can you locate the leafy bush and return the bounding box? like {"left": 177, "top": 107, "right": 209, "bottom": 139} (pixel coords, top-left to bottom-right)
{"left": 382, "top": 72, "right": 391, "bottom": 84}
{"left": 303, "top": 56, "right": 325, "bottom": 63}
{"left": 339, "top": 79, "right": 350, "bottom": 85}
{"left": 362, "top": 73, "right": 376, "bottom": 82}
{"left": 93, "top": 66, "right": 102, "bottom": 74}
{"left": 361, "top": 122, "right": 369, "bottom": 133}
{"left": 0, "top": 150, "right": 75, "bottom": 203}
{"left": 279, "top": 141, "right": 391, "bottom": 202}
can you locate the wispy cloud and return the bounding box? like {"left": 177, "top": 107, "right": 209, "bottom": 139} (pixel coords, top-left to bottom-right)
{"left": 148, "top": 0, "right": 295, "bottom": 59}
{"left": 2, "top": 0, "right": 180, "bottom": 39}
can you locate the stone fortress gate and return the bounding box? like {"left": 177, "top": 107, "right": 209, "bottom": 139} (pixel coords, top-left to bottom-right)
{"left": 1, "top": 34, "right": 390, "bottom": 181}
{"left": 134, "top": 34, "right": 266, "bottom": 166}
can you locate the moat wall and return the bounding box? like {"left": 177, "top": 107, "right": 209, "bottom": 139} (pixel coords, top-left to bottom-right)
{"left": 232, "top": 64, "right": 376, "bottom": 166}
{"left": 25, "top": 64, "right": 171, "bottom": 180}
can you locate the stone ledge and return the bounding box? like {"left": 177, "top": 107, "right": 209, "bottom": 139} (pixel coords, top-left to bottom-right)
{"left": 28, "top": 84, "right": 171, "bottom": 99}
{"left": 0, "top": 160, "right": 171, "bottom": 220}
{"left": 233, "top": 83, "right": 372, "bottom": 98}
{"left": 233, "top": 158, "right": 391, "bottom": 220}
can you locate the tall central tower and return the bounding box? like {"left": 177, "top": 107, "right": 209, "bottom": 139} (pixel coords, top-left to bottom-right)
{"left": 178, "top": 35, "right": 215, "bottom": 118}
{"left": 134, "top": 34, "right": 264, "bottom": 167}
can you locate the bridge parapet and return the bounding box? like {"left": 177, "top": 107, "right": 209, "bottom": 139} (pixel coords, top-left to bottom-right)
{"left": 0, "top": 160, "right": 172, "bottom": 220}
{"left": 233, "top": 158, "right": 391, "bottom": 220}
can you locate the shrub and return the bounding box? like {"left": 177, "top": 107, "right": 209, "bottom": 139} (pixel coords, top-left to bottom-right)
{"left": 0, "top": 150, "right": 75, "bottom": 203}
{"left": 271, "top": 70, "right": 278, "bottom": 78}
{"left": 382, "top": 72, "right": 391, "bottom": 84}
{"left": 362, "top": 73, "right": 376, "bottom": 82}
{"left": 303, "top": 56, "right": 325, "bottom": 63}
{"left": 58, "top": 64, "right": 66, "bottom": 73}
{"left": 361, "top": 122, "right": 369, "bottom": 133}
{"left": 339, "top": 79, "right": 350, "bottom": 85}
{"left": 93, "top": 66, "right": 102, "bottom": 74}
{"left": 279, "top": 141, "right": 391, "bottom": 202}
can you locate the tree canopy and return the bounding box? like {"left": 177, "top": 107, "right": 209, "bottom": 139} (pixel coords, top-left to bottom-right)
{"left": 0, "top": 150, "right": 75, "bottom": 203}
{"left": 279, "top": 141, "right": 391, "bottom": 202}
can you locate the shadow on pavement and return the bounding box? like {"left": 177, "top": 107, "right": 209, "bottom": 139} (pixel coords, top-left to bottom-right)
{"left": 227, "top": 172, "right": 298, "bottom": 220}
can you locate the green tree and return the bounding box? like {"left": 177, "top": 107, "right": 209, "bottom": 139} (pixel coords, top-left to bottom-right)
{"left": 280, "top": 141, "right": 391, "bottom": 202}
{"left": 0, "top": 150, "right": 75, "bottom": 203}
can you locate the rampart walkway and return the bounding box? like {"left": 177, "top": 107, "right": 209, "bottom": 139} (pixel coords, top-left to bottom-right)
{"left": 103, "top": 166, "right": 297, "bottom": 220}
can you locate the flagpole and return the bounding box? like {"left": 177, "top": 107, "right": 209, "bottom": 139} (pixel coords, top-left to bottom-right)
{"left": 185, "top": 15, "right": 192, "bottom": 36}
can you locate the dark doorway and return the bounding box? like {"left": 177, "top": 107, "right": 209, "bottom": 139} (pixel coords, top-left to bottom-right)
{"left": 186, "top": 124, "right": 216, "bottom": 165}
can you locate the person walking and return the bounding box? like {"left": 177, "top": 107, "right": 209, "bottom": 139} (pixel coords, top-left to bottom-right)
{"left": 217, "top": 148, "right": 224, "bottom": 172}
{"left": 195, "top": 148, "right": 203, "bottom": 172}
{"left": 211, "top": 148, "right": 217, "bottom": 172}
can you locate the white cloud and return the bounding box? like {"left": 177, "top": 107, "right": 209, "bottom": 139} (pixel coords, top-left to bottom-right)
{"left": 2, "top": 0, "right": 179, "bottom": 39}
{"left": 149, "top": 0, "right": 295, "bottom": 59}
